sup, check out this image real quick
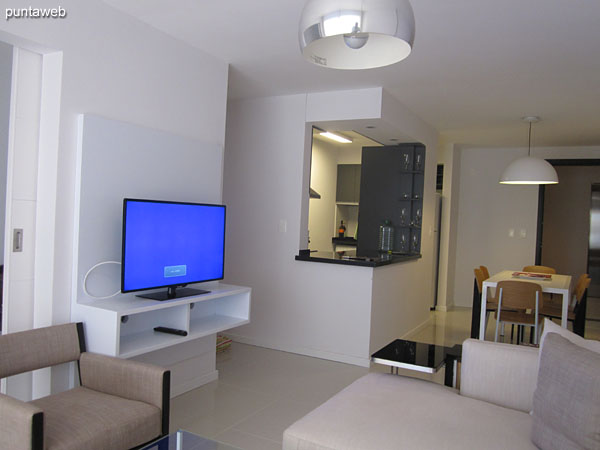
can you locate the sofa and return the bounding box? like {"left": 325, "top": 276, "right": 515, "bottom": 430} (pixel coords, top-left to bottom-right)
{"left": 283, "top": 319, "right": 600, "bottom": 450}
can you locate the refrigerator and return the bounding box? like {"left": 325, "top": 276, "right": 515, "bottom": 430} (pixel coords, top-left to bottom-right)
{"left": 431, "top": 193, "right": 443, "bottom": 309}
{"left": 588, "top": 184, "right": 600, "bottom": 297}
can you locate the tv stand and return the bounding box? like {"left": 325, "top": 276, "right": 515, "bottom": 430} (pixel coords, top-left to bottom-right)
{"left": 72, "top": 283, "right": 251, "bottom": 397}
{"left": 137, "top": 286, "right": 211, "bottom": 301}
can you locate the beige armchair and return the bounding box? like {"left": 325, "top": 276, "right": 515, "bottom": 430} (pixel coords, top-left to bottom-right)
{"left": 0, "top": 322, "right": 170, "bottom": 450}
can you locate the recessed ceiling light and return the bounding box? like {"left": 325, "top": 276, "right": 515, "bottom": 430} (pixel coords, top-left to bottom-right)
{"left": 319, "top": 131, "right": 353, "bottom": 144}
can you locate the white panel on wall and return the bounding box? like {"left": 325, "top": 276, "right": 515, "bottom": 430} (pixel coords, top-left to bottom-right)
{"left": 11, "top": 118, "right": 40, "bottom": 200}
{"left": 0, "top": 41, "right": 12, "bottom": 266}
{"left": 4, "top": 47, "right": 42, "bottom": 342}
{"left": 73, "top": 114, "right": 223, "bottom": 303}
{"left": 11, "top": 49, "right": 40, "bottom": 202}
{"left": 306, "top": 88, "right": 383, "bottom": 122}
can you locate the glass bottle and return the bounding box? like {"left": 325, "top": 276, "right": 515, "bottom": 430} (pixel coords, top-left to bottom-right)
{"left": 378, "top": 220, "right": 394, "bottom": 253}
{"left": 338, "top": 220, "right": 346, "bottom": 238}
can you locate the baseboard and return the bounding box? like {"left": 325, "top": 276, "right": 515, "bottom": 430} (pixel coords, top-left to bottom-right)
{"left": 400, "top": 317, "right": 432, "bottom": 340}
{"left": 170, "top": 369, "right": 218, "bottom": 398}
{"left": 226, "top": 334, "right": 371, "bottom": 368}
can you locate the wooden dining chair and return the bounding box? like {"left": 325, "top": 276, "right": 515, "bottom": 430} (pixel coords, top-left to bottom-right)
{"left": 473, "top": 268, "right": 516, "bottom": 340}
{"left": 474, "top": 268, "right": 498, "bottom": 309}
{"left": 494, "top": 280, "right": 543, "bottom": 345}
{"left": 522, "top": 265, "right": 556, "bottom": 274}
{"left": 540, "top": 275, "right": 590, "bottom": 337}
{"left": 479, "top": 265, "right": 490, "bottom": 280}
{"left": 543, "top": 273, "right": 587, "bottom": 306}
{"left": 471, "top": 268, "right": 485, "bottom": 338}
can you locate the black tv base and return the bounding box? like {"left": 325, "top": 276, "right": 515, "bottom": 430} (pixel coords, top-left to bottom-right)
{"left": 137, "top": 287, "right": 211, "bottom": 301}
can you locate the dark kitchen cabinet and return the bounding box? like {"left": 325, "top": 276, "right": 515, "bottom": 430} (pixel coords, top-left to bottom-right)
{"left": 336, "top": 164, "right": 361, "bottom": 204}
{"left": 357, "top": 144, "right": 425, "bottom": 255}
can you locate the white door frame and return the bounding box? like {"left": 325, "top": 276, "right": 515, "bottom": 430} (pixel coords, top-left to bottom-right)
{"left": 1, "top": 41, "right": 62, "bottom": 400}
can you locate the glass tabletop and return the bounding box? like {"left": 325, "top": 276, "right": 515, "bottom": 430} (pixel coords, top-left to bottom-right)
{"left": 142, "top": 430, "right": 242, "bottom": 450}
{"left": 371, "top": 339, "right": 459, "bottom": 371}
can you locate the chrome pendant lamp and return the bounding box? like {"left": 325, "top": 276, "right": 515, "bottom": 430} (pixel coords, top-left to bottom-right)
{"left": 499, "top": 117, "right": 559, "bottom": 185}
{"left": 298, "top": 0, "right": 415, "bottom": 70}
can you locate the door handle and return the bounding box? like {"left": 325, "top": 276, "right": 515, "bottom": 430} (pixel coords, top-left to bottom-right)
{"left": 13, "top": 228, "right": 23, "bottom": 252}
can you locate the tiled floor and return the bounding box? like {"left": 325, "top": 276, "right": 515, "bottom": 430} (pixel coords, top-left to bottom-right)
{"left": 169, "top": 306, "right": 599, "bottom": 449}
{"left": 169, "top": 342, "right": 370, "bottom": 449}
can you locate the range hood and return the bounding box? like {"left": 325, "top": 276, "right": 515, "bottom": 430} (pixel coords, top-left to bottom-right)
{"left": 309, "top": 187, "right": 321, "bottom": 199}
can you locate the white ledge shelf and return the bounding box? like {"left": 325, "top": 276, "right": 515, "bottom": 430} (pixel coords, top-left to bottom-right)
{"left": 72, "top": 282, "right": 251, "bottom": 358}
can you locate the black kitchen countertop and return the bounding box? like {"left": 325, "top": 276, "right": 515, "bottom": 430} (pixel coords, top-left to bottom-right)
{"left": 295, "top": 249, "right": 421, "bottom": 267}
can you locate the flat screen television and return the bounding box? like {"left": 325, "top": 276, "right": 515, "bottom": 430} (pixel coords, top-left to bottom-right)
{"left": 121, "top": 198, "right": 226, "bottom": 300}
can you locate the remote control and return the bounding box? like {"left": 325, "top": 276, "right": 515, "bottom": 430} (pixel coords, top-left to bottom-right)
{"left": 153, "top": 326, "right": 188, "bottom": 336}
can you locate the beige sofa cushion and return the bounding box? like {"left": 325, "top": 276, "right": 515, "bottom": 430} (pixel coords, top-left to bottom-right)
{"left": 460, "top": 338, "right": 539, "bottom": 413}
{"left": 0, "top": 323, "right": 81, "bottom": 379}
{"left": 531, "top": 333, "right": 600, "bottom": 450}
{"left": 539, "top": 318, "right": 600, "bottom": 355}
{"left": 0, "top": 394, "right": 43, "bottom": 450}
{"left": 283, "top": 373, "right": 536, "bottom": 450}
{"left": 80, "top": 352, "right": 166, "bottom": 410}
{"left": 32, "top": 386, "right": 161, "bottom": 450}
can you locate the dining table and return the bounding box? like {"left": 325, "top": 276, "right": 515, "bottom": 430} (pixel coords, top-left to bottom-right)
{"left": 478, "top": 270, "right": 572, "bottom": 340}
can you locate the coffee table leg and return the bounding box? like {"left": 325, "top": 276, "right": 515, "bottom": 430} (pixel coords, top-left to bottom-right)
{"left": 444, "top": 358, "right": 453, "bottom": 387}
{"left": 444, "top": 353, "right": 461, "bottom": 388}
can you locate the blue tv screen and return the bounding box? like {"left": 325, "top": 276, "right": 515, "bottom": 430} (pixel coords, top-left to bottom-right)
{"left": 121, "top": 199, "right": 226, "bottom": 294}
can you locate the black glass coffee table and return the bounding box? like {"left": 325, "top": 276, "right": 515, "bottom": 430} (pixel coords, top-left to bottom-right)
{"left": 371, "top": 339, "right": 462, "bottom": 387}
{"left": 142, "top": 430, "right": 242, "bottom": 450}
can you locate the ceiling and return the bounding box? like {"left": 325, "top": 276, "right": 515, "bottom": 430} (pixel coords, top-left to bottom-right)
{"left": 103, "top": 0, "right": 600, "bottom": 147}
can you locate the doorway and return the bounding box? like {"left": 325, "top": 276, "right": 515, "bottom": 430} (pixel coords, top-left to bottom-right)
{"left": 536, "top": 160, "right": 600, "bottom": 340}
{"left": 588, "top": 184, "right": 600, "bottom": 297}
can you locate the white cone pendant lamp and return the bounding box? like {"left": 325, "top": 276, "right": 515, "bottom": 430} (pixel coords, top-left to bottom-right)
{"left": 499, "top": 117, "right": 558, "bottom": 185}
{"left": 298, "top": 0, "right": 415, "bottom": 70}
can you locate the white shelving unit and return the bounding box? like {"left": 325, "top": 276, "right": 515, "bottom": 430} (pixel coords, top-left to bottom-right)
{"left": 334, "top": 203, "right": 359, "bottom": 243}
{"left": 72, "top": 282, "right": 251, "bottom": 359}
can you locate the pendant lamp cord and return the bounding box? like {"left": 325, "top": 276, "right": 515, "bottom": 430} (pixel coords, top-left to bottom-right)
{"left": 528, "top": 121, "right": 532, "bottom": 157}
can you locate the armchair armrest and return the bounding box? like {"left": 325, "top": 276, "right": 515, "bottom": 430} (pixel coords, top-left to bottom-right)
{"left": 0, "top": 393, "right": 44, "bottom": 450}
{"left": 459, "top": 339, "right": 539, "bottom": 413}
{"left": 79, "top": 352, "right": 170, "bottom": 434}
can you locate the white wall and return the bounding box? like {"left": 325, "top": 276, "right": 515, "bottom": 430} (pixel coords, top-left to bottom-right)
{"left": 0, "top": 0, "right": 228, "bottom": 393}
{"left": 308, "top": 139, "right": 338, "bottom": 251}
{"left": 223, "top": 89, "right": 439, "bottom": 366}
{"left": 370, "top": 260, "right": 434, "bottom": 353}
{"left": 0, "top": 0, "right": 228, "bottom": 321}
{"left": 451, "top": 146, "right": 538, "bottom": 306}
{"left": 448, "top": 145, "right": 600, "bottom": 307}
{"left": 0, "top": 41, "right": 11, "bottom": 266}
{"left": 436, "top": 143, "right": 462, "bottom": 310}
{"left": 223, "top": 94, "right": 374, "bottom": 366}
